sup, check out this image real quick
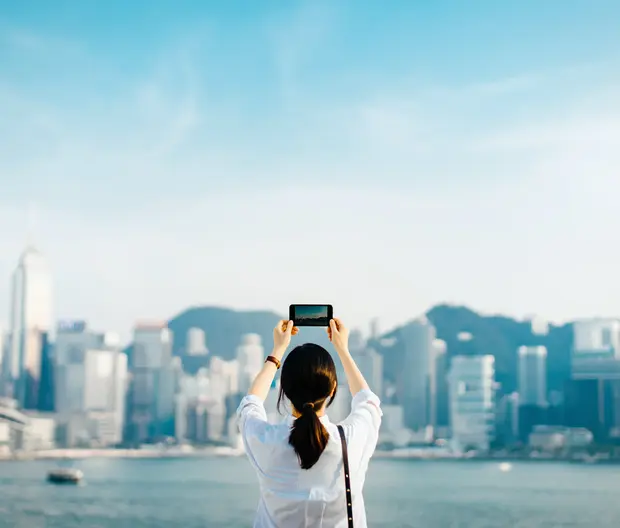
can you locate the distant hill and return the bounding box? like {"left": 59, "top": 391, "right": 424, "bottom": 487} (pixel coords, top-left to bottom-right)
{"left": 167, "top": 306, "right": 333, "bottom": 372}
{"left": 370, "top": 304, "right": 573, "bottom": 395}
{"left": 165, "top": 304, "right": 574, "bottom": 391}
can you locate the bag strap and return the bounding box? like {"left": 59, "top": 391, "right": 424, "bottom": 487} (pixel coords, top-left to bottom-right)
{"left": 337, "top": 425, "right": 354, "bottom": 528}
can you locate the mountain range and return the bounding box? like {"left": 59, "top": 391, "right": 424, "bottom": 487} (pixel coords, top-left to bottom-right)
{"left": 166, "top": 304, "right": 574, "bottom": 392}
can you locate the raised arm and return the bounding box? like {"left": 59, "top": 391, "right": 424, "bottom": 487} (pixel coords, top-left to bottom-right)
{"left": 247, "top": 320, "right": 298, "bottom": 401}
{"left": 327, "top": 318, "right": 369, "bottom": 396}
{"left": 329, "top": 318, "right": 382, "bottom": 457}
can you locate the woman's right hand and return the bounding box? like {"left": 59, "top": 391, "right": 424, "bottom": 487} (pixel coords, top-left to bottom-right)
{"left": 327, "top": 318, "right": 349, "bottom": 353}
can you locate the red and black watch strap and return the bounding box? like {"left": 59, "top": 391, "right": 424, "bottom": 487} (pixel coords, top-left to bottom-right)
{"left": 265, "top": 355, "right": 281, "bottom": 369}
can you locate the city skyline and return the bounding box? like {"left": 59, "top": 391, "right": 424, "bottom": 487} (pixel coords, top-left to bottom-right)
{"left": 3, "top": 241, "right": 620, "bottom": 344}
{"left": 2, "top": 1, "right": 620, "bottom": 339}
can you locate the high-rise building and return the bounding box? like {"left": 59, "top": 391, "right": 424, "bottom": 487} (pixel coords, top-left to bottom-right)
{"left": 495, "top": 392, "right": 520, "bottom": 447}
{"left": 7, "top": 247, "right": 52, "bottom": 406}
{"left": 400, "top": 317, "right": 435, "bottom": 431}
{"left": 209, "top": 356, "right": 239, "bottom": 397}
{"left": 448, "top": 355, "right": 495, "bottom": 452}
{"left": 573, "top": 319, "right": 620, "bottom": 355}
{"left": 186, "top": 328, "right": 208, "bottom": 356}
{"left": 0, "top": 328, "right": 4, "bottom": 380}
{"left": 128, "top": 322, "right": 174, "bottom": 443}
{"left": 380, "top": 404, "right": 407, "bottom": 446}
{"left": 54, "top": 320, "right": 101, "bottom": 415}
{"left": 571, "top": 319, "right": 620, "bottom": 377}
{"left": 175, "top": 357, "right": 241, "bottom": 443}
{"left": 352, "top": 345, "right": 383, "bottom": 399}
{"left": 236, "top": 334, "right": 264, "bottom": 394}
{"left": 517, "top": 346, "right": 548, "bottom": 442}
{"left": 518, "top": 346, "right": 547, "bottom": 407}
{"left": 37, "top": 333, "right": 54, "bottom": 412}
{"left": 568, "top": 319, "right": 620, "bottom": 441}
{"left": 81, "top": 349, "right": 128, "bottom": 446}
{"left": 431, "top": 339, "right": 450, "bottom": 436}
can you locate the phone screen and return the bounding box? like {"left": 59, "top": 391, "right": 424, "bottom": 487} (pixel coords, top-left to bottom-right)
{"left": 289, "top": 304, "right": 332, "bottom": 327}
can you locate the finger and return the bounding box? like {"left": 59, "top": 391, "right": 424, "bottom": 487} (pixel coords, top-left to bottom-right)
{"left": 276, "top": 320, "right": 286, "bottom": 333}
{"left": 292, "top": 326, "right": 299, "bottom": 336}
{"left": 333, "top": 318, "right": 344, "bottom": 329}
{"left": 286, "top": 320, "right": 294, "bottom": 333}
{"left": 330, "top": 319, "right": 338, "bottom": 332}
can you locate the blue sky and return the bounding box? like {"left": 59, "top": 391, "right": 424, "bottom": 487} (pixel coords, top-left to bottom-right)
{"left": 1, "top": 1, "right": 620, "bottom": 340}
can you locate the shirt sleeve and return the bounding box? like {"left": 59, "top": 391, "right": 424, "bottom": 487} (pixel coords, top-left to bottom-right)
{"left": 236, "top": 395, "right": 270, "bottom": 473}
{"left": 340, "top": 389, "right": 383, "bottom": 464}
{"left": 346, "top": 388, "right": 382, "bottom": 432}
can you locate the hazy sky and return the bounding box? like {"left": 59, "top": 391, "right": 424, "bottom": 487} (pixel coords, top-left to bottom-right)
{"left": 1, "top": 1, "right": 620, "bottom": 341}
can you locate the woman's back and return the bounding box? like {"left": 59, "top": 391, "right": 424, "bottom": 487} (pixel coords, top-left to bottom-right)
{"left": 237, "top": 318, "right": 382, "bottom": 528}
{"left": 238, "top": 385, "right": 382, "bottom": 527}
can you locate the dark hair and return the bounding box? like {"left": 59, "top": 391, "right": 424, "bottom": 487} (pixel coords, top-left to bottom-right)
{"left": 277, "top": 343, "right": 338, "bottom": 470}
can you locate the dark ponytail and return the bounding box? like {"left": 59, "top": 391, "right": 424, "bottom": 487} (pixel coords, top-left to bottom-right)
{"left": 278, "top": 343, "right": 338, "bottom": 470}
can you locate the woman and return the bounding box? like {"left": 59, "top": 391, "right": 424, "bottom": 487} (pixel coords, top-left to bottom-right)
{"left": 237, "top": 318, "right": 382, "bottom": 528}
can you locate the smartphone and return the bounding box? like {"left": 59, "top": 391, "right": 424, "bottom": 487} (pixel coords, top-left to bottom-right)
{"left": 289, "top": 304, "right": 333, "bottom": 327}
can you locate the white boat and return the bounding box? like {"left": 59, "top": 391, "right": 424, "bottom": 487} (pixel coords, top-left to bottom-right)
{"left": 47, "top": 468, "right": 84, "bottom": 484}
{"left": 498, "top": 462, "right": 512, "bottom": 472}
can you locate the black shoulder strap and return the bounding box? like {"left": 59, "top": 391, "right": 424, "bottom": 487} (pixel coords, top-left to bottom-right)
{"left": 337, "top": 425, "right": 354, "bottom": 528}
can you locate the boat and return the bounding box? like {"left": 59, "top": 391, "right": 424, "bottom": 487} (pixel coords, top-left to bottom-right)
{"left": 498, "top": 462, "right": 512, "bottom": 472}
{"left": 47, "top": 468, "right": 84, "bottom": 484}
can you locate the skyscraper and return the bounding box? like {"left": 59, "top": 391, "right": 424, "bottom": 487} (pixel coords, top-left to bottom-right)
{"left": 128, "top": 322, "right": 174, "bottom": 443}
{"left": 352, "top": 345, "right": 383, "bottom": 399}
{"left": 518, "top": 346, "right": 547, "bottom": 407}
{"left": 400, "top": 316, "right": 435, "bottom": 431}
{"left": 517, "top": 346, "right": 547, "bottom": 443}
{"left": 7, "top": 247, "right": 52, "bottom": 406}
{"left": 566, "top": 319, "right": 620, "bottom": 441}
{"left": 448, "top": 355, "right": 495, "bottom": 452}
{"left": 496, "top": 392, "right": 520, "bottom": 446}
{"left": 431, "top": 339, "right": 450, "bottom": 435}
{"left": 83, "top": 348, "right": 128, "bottom": 445}
{"left": 54, "top": 320, "right": 101, "bottom": 415}
{"left": 37, "top": 332, "right": 54, "bottom": 412}
{"left": 236, "top": 334, "right": 264, "bottom": 394}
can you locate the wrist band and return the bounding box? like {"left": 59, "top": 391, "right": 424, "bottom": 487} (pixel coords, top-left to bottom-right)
{"left": 265, "top": 355, "right": 281, "bottom": 369}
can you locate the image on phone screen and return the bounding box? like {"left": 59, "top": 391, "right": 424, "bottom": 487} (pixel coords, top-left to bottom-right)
{"left": 289, "top": 304, "right": 332, "bottom": 327}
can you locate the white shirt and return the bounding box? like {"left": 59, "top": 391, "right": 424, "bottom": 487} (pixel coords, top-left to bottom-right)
{"left": 237, "top": 388, "right": 382, "bottom": 528}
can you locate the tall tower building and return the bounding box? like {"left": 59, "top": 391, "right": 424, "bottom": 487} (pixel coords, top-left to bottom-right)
{"left": 54, "top": 320, "right": 102, "bottom": 415}
{"left": 236, "top": 334, "right": 264, "bottom": 394}
{"left": 431, "top": 339, "right": 450, "bottom": 435}
{"left": 566, "top": 319, "right": 620, "bottom": 441}
{"left": 352, "top": 345, "right": 383, "bottom": 399}
{"left": 37, "top": 332, "right": 54, "bottom": 412}
{"left": 7, "top": 247, "right": 52, "bottom": 406}
{"left": 448, "top": 355, "right": 496, "bottom": 452}
{"left": 518, "top": 346, "right": 547, "bottom": 407}
{"left": 128, "top": 322, "right": 174, "bottom": 443}
{"left": 83, "top": 348, "right": 128, "bottom": 445}
{"left": 400, "top": 316, "right": 436, "bottom": 431}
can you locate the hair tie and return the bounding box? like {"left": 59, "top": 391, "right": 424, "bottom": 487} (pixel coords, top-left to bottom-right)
{"left": 302, "top": 402, "right": 315, "bottom": 412}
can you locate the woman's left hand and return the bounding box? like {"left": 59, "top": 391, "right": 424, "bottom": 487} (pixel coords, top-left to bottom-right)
{"left": 273, "top": 320, "right": 298, "bottom": 357}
